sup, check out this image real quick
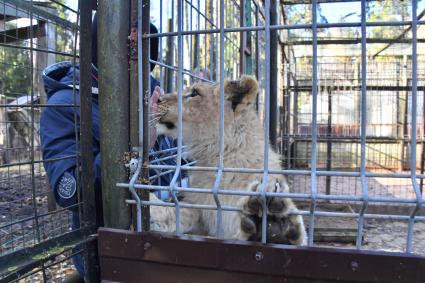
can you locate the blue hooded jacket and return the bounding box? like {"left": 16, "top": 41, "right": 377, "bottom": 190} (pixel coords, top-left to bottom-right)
{"left": 41, "top": 61, "right": 177, "bottom": 220}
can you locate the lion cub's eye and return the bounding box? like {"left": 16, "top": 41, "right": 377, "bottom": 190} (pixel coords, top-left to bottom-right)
{"left": 187, "top": 89, "right": 201, "bottom": 98}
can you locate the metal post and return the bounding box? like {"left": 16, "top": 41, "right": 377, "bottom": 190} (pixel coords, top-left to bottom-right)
{"left": 98, "top": 0, "right": 131, "bottom": 229}
{"left": 269, "top": 0, "right": 278, "bottom": 149}
{"left": 140, "top": 0, "right": 151, "bottom": 232}
{"left": 80, "top": 0, "right": 100, "bottom": 280}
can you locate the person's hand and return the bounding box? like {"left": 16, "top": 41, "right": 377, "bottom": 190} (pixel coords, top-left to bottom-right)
{"left": 149, "top": 86, "right": 162, "bottom": 148}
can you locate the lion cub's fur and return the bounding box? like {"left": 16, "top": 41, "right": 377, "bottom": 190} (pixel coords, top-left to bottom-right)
{"left": 151, "top": 76, "right": 306, "bottom": 245}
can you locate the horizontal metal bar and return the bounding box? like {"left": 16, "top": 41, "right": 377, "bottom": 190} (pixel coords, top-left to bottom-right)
{"left": 118, "top": 182, "right": 422, "bottom": 204}
{"left": 0, "top": 155, "right": 77, "bottom": 169}
{"left": 289, "top": 85, "right": 425, "bottom": 92}
{"left": 145, "top": 164, "right": 425, "bottom": 179}
{"left": 0, "top": 42, "right": 77, "bottom": 58}
{"left": 124, "top": 199, "right": 425, "bottom": 221}
{"left": 0, "top": 104, "right": 79, "bottom": 108}
{"left": 288, "top": 39, "right": 425, "bottom": 45}
{"left": 144, "top": 20, "right": 425, "bottom": 38}
{"left": 0, "top": 202, "right": 80, "bottom": 231}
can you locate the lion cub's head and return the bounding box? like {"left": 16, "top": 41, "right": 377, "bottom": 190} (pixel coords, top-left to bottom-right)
{"left": 156, "top": 75, "right": 259, "bottom": 147}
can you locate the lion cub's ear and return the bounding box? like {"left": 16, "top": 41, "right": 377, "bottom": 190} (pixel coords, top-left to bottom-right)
{"left": 224, "top": 75, "right": 259, "bottom": 111}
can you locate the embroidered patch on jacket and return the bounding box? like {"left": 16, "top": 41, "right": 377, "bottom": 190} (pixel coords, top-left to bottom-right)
{"left": 57, "top": 172, "right": 76, "bottom": 199}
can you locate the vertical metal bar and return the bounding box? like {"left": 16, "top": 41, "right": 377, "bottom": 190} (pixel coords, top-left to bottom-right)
{"left": 308, "top": 0, "right": 318, "bottom": 247}
{"left": 129, "top": 0, "right": 144, "bottom": 232}
{"left": 130, "top": 0, "right": 140, "bottom": 198}
{"left": 239, "top": 0, "right": 245, "bottom": 74}
{"left": 98, "top": 0, "right": 131, "bottom": 229}
{"left": 407, "top": 0, "right": 423, "bottom": 253}
{"left": 159, "top": 0, "right": 164, "bottom": 85}
{"left": 196, "top": 0, "right": 200, "bottom": 71}
{"left": 140, "top": 0, "right": 151, "bottom": 232}
{"left": 269, "top": 0, "right": 277, "bottom": 150}
{"left": 326, "top": 87, "right": 332, "bottom": 195}
{"left": 420, "top": 89, "right": 425, "bottom": 194}
{"left": 260, "top": 0, "right": 271, "bottom": 244}
{"left": 79, "top": 2, "right": 96, "bottom": 228}
{"left": 213, "top": 0, "right": 225, "bottom": 239}
{"left": 245, "top": 0, "right": 253, "bottom": 75}
{"left": 165, "top": 18, "right": 174, "bottom": 93}
{"left": 28, "top": 0, "right": 41, "bottom": 245}
{"left": 80, "top": 1, "right": 100, "bottom": 280}
{"left": 356, "top": 0, "right": 369, "bottom": 249}
{"left": 167, "top": 0, "right": 184, "bottom": 234}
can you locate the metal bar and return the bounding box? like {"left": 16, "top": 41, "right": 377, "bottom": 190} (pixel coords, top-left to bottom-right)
{"left": 356, "top": 0, "right": 369, "bottom": 250}
{"left": 0, "top": 42, "right": 77, "bottom": 57}
{"left": 143, "top": 20, "right": 425, "bottom": 38}
{"left": 118, "top": 182, "right": 425, "bottom": 205}
{"left": 166, "top": 0, "right": 184, "bottom": 234}
{"left": 0, "top": 155, "right": 76, "bottom": 169}
{"left": 140, "top": 0, "right": 151, "bottom": 232}
{"left": 143, "top": 163, "right": 425, "bottom": 179}
{"left": 325, "top": 87, "right": 332, "bottom": 195}
{"left": 269, "top": 0, "right": 277, "bottom": 149}
{"left": 406, "top": 0, "right": 423, "bottom": 253}
{"left": 0, "top": 203, "right": 81, "bottom": 231}
{"left": 125, "top": 200, "right": 425, "bottom": 221}
{"left": 259, "top": 0, "right": 271, "bottom": 244}
{"left": 308, "top": 0, "right": 318, "bottom": 247}
{"left": 79, "top": 1, "right": 99, "bottom": 280}
{"left": 211, "top": 0, "right": 225, "bottom": 239}
{"left": 373, "top": 8, "right": 425, "bottom": 58}
{"left": 28, "top": 0, "right": 41, "bottom": 250}
{"left": 420, "top": 88, "right": 425, "bottom": 194}
{"left": 165, "top": 18, "right": 174, "bottom": 93}
{"left": 288, "top": 38, "right": 425, "bottom": 45}
{"left": 98, "top": 0, "right": 131, "bottom": 229}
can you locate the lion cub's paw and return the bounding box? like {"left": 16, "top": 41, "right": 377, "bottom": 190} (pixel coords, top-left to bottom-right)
{"left": 239, "top": 179, "right": 307, "bottom": 245}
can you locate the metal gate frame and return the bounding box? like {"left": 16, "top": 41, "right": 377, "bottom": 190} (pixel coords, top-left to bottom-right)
{"left": 97, "top": 0, "right": 425, "bottom": 282}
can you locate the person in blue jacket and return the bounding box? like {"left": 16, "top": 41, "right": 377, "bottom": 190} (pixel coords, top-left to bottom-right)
{"left": 40, "top": 15, "right": 177, "bottom": 279}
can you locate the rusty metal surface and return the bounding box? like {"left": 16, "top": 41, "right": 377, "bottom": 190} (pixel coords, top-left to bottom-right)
{"left": 98, "top": 228, "right": 425, "bottom": 283}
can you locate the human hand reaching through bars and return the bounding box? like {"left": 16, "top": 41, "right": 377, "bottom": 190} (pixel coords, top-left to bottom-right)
{"left": 149, "top": 86, "right": 162, "bottom": 148}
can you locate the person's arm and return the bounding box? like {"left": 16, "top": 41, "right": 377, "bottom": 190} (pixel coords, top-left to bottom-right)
{"left": 40, "top": 90, "right": 101, "bottom": 209}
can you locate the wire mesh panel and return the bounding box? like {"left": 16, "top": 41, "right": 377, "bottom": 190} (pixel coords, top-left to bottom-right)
{"left": 0, "top": 1, "right": 97, "bottom": 281}
{"left": 115, "top": 0, "right": 425, "bottom": 261}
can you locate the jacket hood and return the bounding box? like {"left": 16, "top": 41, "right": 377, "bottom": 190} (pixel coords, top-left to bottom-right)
{"left": 42, "top": 61, "right": 98, "bottom": 99}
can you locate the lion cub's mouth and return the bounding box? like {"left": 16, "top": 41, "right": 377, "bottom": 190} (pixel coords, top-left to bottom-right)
{"left": 158, "top": 118, "right": 175, "bottom": 130}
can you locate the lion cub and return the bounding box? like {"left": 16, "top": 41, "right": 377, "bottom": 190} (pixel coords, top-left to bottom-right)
{"left": 150, "top": 75, "right": 306, "bottom": 245}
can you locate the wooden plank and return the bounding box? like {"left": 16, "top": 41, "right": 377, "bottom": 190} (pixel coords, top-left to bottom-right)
{"left": 98, "top": 228, "right": 425, "bottom": 283}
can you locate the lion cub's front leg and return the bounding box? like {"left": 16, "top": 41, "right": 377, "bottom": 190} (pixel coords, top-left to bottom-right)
{"left": 149, "top": 193, "right": 202, "bottom": 234}
{"left": 237, "top": 179, "right": 307, "bottom": 245}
